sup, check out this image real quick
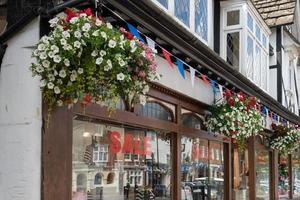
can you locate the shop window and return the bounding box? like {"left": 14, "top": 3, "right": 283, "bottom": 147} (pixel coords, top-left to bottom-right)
{"left": 72, "top": 119, "right": 172, "bottom": 200}
{"left": 227, "top": 10, "right": 240, "bottom": 26}
{"left": 181, "top": 136, "right": 224, "bottom": 200}
{"left": 76, "top": 174, "right": 87, "bottom": 192}
{"left": 293, "top": 149, "right": 300, "bottom": 198}
{"left": 226, "top": 31, "right": 240, "bottom": 68}
{"left": 195, "top": 0, "right": 208, "bottom": 41}
{"left": 256, "top": 147, "right": 270, "bottom": 199}
{"left": 139, "top": 101, "right": 174, "bottom": 122}
{"left": 94, "top": 173, "right": 102, "bottom": 185}
{"left": 181, "top": 113, "right": 204, "bottom": 130}
{"left": 278, "top": 155, "right": 289, "bottom": 199}
{"left": 174, "top": 0, "right": 190, "bottom": 27}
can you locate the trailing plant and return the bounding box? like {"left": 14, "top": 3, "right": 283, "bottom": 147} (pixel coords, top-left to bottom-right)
{"left": 270, "top": 123, "right": 300, "bottom": 155}
{"left": 205, "top": 91, "right": 263, "bottom": 149}
{"left": 30, "top": 8, "right": 160, "bottom": 114}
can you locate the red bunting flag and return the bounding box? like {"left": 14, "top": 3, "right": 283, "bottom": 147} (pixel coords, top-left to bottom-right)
{"left": 201, "top": 74, "right": 210, "bottom": 84}
{"left": 162, "top": 48, "right": 173, "bottom": 68}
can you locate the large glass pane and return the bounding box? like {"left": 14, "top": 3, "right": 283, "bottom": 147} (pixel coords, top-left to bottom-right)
{"left": 181, "top": 137, "right": 224, "bottom": 200}
{"left": 245, "top": 35, "right": 254, "bottom": 81}
{"left": 175, "top": 0, "right": 190, "bottom": 27}
{"left": 156, "top": 0, "right": 168, "bottom": 8}
{"left": 293, "top": 149, "right": 300, "bottom": 198}
{"left": 254, "top": 45, "right": 261, "bottom": 86}
{"left": 261, "top": 52, "right": 268, "bottom": 90}
{"left": 232, "top": 146, "right": 249, "bottom": 200}
{"left": 226, "top": 32, "right": 240, "bottom": 68}
{"left": 195, "top": 0, "right": 208, "bottom": 41}
{"left": 72, "top": 119, "right": 172, "bottom": 200}
{"left": 227, "top": 10, "right": 240, "bottom": 26}
{"left": 139, "top": 101, "right": 174, "bottom": 122}
{"left": 256, "top": 148, "right": 270, "bottom": 200}
{"left": 255, "top": 24, "right": 261, "bottom": 42}
{"left": 278, "top": 155, "right": 289, "bottom": 199}
{"left": 247, "top": 13, "right": 253, "bottom": 31}
{"left": 262, "top": 34, "right": 267, "bottom": 48}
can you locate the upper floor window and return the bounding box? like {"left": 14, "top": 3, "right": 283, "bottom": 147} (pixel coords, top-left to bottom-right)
{"left": 227, "top": 10, "right": 240, "bottom": 26}
{"left": 153, "top": 0, "right": 210, "bottom": 43}
{"left": 93, "top": 144, "right": 108, "bottom": 162}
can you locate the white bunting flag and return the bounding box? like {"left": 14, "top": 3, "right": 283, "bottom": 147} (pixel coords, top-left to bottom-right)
{"left": 146, "top": 36, "right": 156, "bottom": 52}
{"left": 189, "top": 67, "right": 196, "bottom": 87}
{"left": 218, "top": 84, "right": 223, "bottom": 97}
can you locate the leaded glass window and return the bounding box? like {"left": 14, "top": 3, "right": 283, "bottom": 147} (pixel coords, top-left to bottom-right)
{"left": 175, "top": 0, "right": 190, "bottom": 27}
{"left": 139, "top": 101, "right": 174, "bottom": 122}
{"left": 157, "top": 0, "right": 168, "bottom": 8}
{"left": 227, "top": 10, "right": 240, "bottom": 26}
{"left": 226, "top": 32, "right": 240, "bottom": 68}
{"left": 261, "top": 52, "right": 268, "bottom": 90}
{"left": 247, "top": 12, "right": 253, "bottom": 31}
{"left": 195, "top": 0, "right": 208, "bottom": 41}
{"left": 246, "top": 36, "right": 254, "bottom": 80}
{"left": 254, "top": 45, "right": 261, "bottom": 85}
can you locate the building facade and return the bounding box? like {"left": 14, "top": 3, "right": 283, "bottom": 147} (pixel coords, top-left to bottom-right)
{"left": 0, "top": 0, "right": 300, "bottom": 200}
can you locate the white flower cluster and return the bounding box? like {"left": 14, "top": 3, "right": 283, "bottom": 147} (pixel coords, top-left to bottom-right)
{"left": 270, "top": 128, "right": 300, "bottom": 155}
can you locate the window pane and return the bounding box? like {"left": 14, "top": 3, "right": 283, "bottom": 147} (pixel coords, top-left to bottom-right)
{"left": 247, "top": 12, "right": 253, "bottom": 31}
{"left": 226, "top": 32, "right": 240, "bottom": 68}
{"left": 254, "top": 46, "right": 261, "bottom": 86}
{"left": 175, "top": 0, "right": 190, "bottom": 27}
{"left": 292, "top": 149, "right": 300, "bottom": 198}
{"left": 255, "top": 24, "right": 261, "bottom": 41}
{"left": 261, "top": 52, "right": 268, "bottom": 90}
{"left": 278, "top": 155, "right": 289, "bottom": 199}
{"left": 227, "top": 10, "right": 240, "bottom": 26}
{"left": 195, "top": 0, "right": 208, "bottom": 41}
{"left": 156, "top": 0, "right": 168, "bottom": 8}
{"left": 72, "top": 119, "right": 172, "bottom": 200}
{"left": 181, "top": 113, "right": 204, "bottom": 130}
{"left": 256, "top": 149, "right": 270, "bottom": 199}
{"left": 245, "top": 35, "right": 254, "bottom": 81}
{"left": 262, "top": 34, "right": 267, "bottom": 48}
{"left": 139, "top": 102, "right": 174, "bottom": 122}
{"left": 181, "top": 137, "right": 224, "bottom": 200}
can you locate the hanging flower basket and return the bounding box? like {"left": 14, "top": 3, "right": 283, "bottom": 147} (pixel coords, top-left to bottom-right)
{"left": 270, "top": 123, "right": 300, "bottom": 155}
{"left": 205, "top": 91, "right": 263, "bottom": 149}
{"left": 30, "top": 8, "right": 160, "bottom": 113}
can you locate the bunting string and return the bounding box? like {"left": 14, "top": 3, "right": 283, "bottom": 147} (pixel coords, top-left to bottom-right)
{"left": 100, "top": 3, "right": 298, "bottom": 128}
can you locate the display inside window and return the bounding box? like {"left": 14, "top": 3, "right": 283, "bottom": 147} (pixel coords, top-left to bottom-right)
{"left": 226, "top": 32, "right": 240, "bottom": 68}
{"left": 181, "top": 113, "right": 204, "bottom": 130}
{"left": 227, "top": 10, "right": 240, "bottom": 26}
{"left": 232, "top": 146, "right": 249, "bottom": 200}
{"left": 278, "top": 155, "right": 289, "bottom": 199}
{"left": 175, "top": 0, "right": 190, "bottom": 27}
{"left": 72, "top": 119, "right": 172, "bottom": 200}
{"left": 195, "top": 0, "right": 208, "bottom": 41}
{"left": 138, "top": 101, "right": 174, "bottom": 122}
{"left": 181, "top": 136, "right": 224, "bottom": 200}
{"left": 293, "top": 149, "right": 300, "bottom": 198}
{"left": 256, "top": 148, "right": 270, "bottom": 200}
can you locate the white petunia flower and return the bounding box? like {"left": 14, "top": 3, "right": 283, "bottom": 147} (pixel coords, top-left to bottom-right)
{"left": 63, "top": 44, "right": 72, "bottom": 51}
{"left": 42, "top": 60, "right": 50, "bottom": 68}
{"left": 47, "top": 82, "right": 54, "bottom": 89}
{"left": 107, "top": 59, "right": 112, "bottom": 67}
{"left": 141, "top": 51, "right": 146, "bottom": 57}
{"left": 100, "top": 50, "right": 106, "bottom": 56}
{"left": 106, "top": 22, "right": 113, "bottom": 29}
{"left": 33, "top": 49, "right": 40, "bottom": 56}
{"left": 95, "top": 19, "right": 102, "bottom": 26}
{"left": 36, "top": 65, "right": 44, "bottom": 73}
{"left": 62, "top": 31, "right": 70, "bottom": 38}
{"left": 74, "top": 41, "right": 81, "bottom": 48}
{"left": 70, "top": 17, "right": 79, "bottom": 24}
{"left": 91, "top": 50, "right": 98, "bottom": 57}
{"left": 49, "top": 17, "right": 59, "bottom": 27}
{"left": 82, "top": 23, "right": 91, "bottom": 32}
{"left": 108, "top": 40, "right": 116, "bottom": 48}
{"left": 92, "top": 30, "right": 99, "bottom": 37}
{"left": 117, "top": 73, "right": 125, "bottom": 81}
{"left": 39, "top": 52, "right": 47, "bottom": 60}
{"left": 64, "top": 59, "right": 70, "bottom": 66}
{"left": 50, "top": 45, "right": 59, "bottom": 54}
{"left": 70, "top": 74, "right": 77, "bottom": 82}
{"left": 130, "top": 47, "right": 137, "bottom": 53}
{"left": 83, "top": 32, "right": 90, "bottom": 38}
{"left": 95, "top": 57, "right": 103, "bottom": 65}
{"left": 48, "top": 51, "right": 55, "bottom": 58}
{"left": 74, "top": 31, "right": 82, "bottom": 38}
{"left": 118, "top": 59, "right": 126, "bottom": 67}
{"left": 80, "top": 13, "right": 87, "bottom": 17}
{"left": 60, "top": 38, "right": 67, "bottom": 45}
{"left": 53, "top": 55, "right": 62, "bottom": 63}
{"left": 54, "top": 86, "right": 61, "bottom": 94}
{"left": 48, "top": 74, "right": 55, "bottom": 81}
{"left": 100, "top": 32, "right": 107, "bottom": 40}
{"left": 104, "top": 65, "right": 112, "bottom": 71}
{"left": 38, "top": 43, "right": 45, "bottom": 51}
{"left": 57, "top": 79, "right": 63, "bottom": 84}
{"left": 78, "top": 68, "right": 83, "bottom": 74}
{"left": 59, "top": 69, "right": 66, "bottom": 78}
{"left": 40, "top": 79, "right": 47, "bottom": 87}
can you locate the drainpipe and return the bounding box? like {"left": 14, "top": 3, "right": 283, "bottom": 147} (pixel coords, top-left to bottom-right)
{"left": 276, "top": 27, "right": 283, "bottom": 103}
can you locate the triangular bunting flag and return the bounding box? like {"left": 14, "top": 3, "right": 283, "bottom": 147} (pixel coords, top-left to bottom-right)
{"left": 189, "top": 67, "right": 196, "bottom": 87}
{"left": 162, "top": 48, "right": 173, "bottom": 68}
{"left": 127, "top": 23, "right": 145, "bottom": 43}
{"left": 210, "top": 80, "right": 217, "bottom": 95}
{"left": 218, "top": 85, "right": 223, "bottom": 97}
{"left": 176, "top": 58, "right": 185, "bottom": 79}
{"left": 145, "top": 36, "right": 156, "bottom": 52}
{"left": 201, "top": 74, "right": 210, "bottom": 84}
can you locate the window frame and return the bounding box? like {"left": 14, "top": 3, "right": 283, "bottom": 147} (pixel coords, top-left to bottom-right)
{"left": 93, "top": 144, "right": 109, "bottom": 163}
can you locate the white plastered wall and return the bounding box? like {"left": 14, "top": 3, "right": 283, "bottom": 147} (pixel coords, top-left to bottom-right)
{"left": 0, "top": 18, "right": 41, "bottom": 200}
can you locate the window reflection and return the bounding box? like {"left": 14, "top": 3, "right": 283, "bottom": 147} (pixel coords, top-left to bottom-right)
{"left": 278, "top": 155, "right": 289, "bottom": 199}
{"left": 181, "top": 137, "right": 224, "bottom": 200}
{"left": 72, "top": 119, "right": 171, "bottom": 200}
{"left": 181, "top": 113, "right": 204, "bottom": 130}
{"left": 256, "top": 148, "right": 270, "bottom": 200}
{"left": 293, "top": 149, "right": 300, "bottom": 198}
{"left": 139, "top": 101, "right": 174, "bottom": 122}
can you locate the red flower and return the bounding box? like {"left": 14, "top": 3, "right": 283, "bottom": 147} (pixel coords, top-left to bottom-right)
{"left": 83, "top": 94, "right": 93, "bottom": 103}
{"left": 119, "top": 27, "right": 127, "bottom": 34}
{"left": 126, "top": 32, "right": 134, "bottom": 40}
{"left": 248, "top": 96, "right": 257, "bottom": 107}
{"left": 84, "top": 8, "right": 93, "bottom": 16}
{"left": 227, "top": 97, "right": 235, "bottom": 106}
{"left": 271, "top": 123, "right": 277, "bottom": 130}
{"left": 224, "top": 89, "right": 232, "bottom": 99}
{"left": 65, "top": 8, "right": 77, "bottom": 22}
{"left": 237, "top": 92, "right": 245, "bottom": 102}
